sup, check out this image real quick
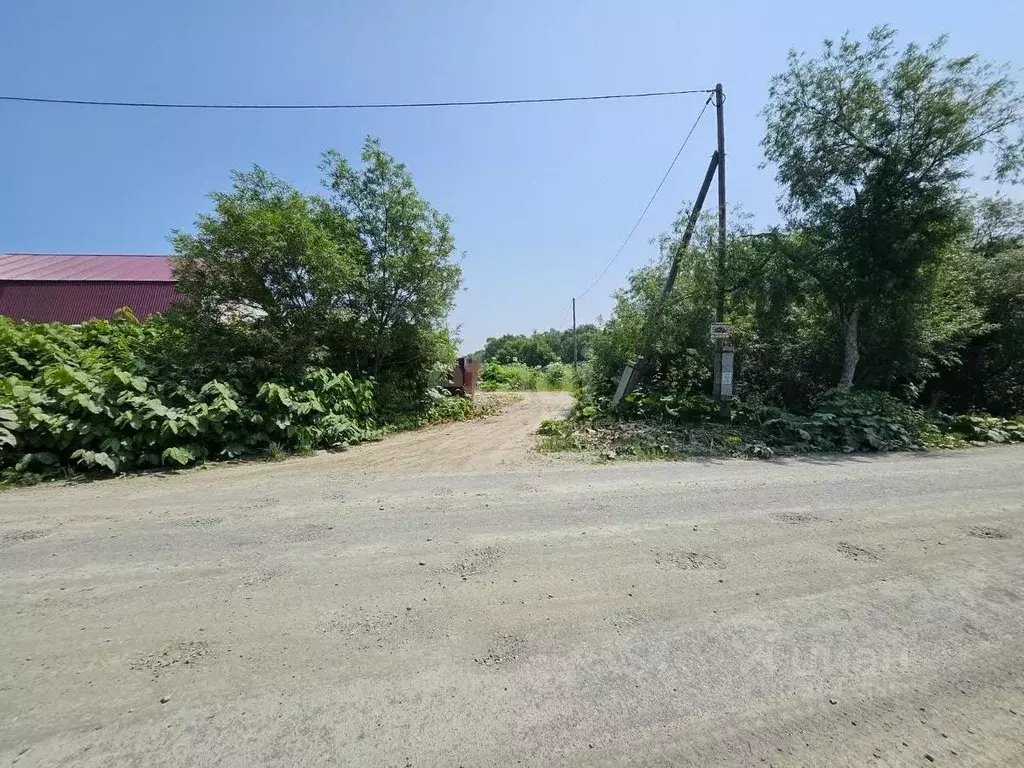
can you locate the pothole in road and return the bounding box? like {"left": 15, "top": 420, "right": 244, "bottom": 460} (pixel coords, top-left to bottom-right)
{"left": 769, "top": 512, "right": 820, "bottom": 525}
{"left": 1, "top": 529, "right": 50, "bottom": 545}
{"left": 321, "top": 608, "right": 401, "bottom": 637}
{"left": 240, "top": 568, "right": 279, "bottom": 588}
{"left": 441, "top": 545, "right": 503, "bottom": 580}
{"left": 131, "top": 641, "right": 212, "bottom": 680}
{"left": 837, "top": 542, "right": 880, "bottom": 561}
{"left": 319, "top": 606, "right": 429, "bottom": 651}
{"left": 234, "top": 497, "right": 279, "bottom": 512}
{"left": 286, "top": 523, "right": 334, "bottom": 543}
{"left": 652, "top": 549, "right": 723, "bottom": 570}
{"left": 968, "top": 525, "right": 1010, "bottom": 540}
{"left": 473, "top": 633, "right": 527, "bottom": 669}
{"left": 608, "top": 609, "right": 650, "bottom": 634}
{"left": 173, "top": 516, "right": 222, "bottom": 528}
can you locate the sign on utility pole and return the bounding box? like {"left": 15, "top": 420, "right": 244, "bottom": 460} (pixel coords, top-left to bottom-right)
{"left": 711, "top": 325, "right": 733, "bottom": 396}
{"left": 720, "top": 346, "right": 735, "bottom": 397}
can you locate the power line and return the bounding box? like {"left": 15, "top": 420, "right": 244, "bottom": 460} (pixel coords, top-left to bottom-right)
{"left": 561, "top": 299, "right": 575, "bottom": 327}
{"left": 0, "top": 88, "right": 713, "bottom": 111}
{"left": 573, "top": 95, "right": 713, "bottom": 305}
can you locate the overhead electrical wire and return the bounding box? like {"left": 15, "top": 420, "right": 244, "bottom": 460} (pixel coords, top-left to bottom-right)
{"left": 560, "top": 299, "right": 575, "bottom": 328}
{"left": 571, "top": 94, "right": 713, "bottom": 310}
{"left": 0, "top": 84, "right": 717, "bottom": 332}
{"left": 0, "top": 89, "right": 713, "bottom": 111}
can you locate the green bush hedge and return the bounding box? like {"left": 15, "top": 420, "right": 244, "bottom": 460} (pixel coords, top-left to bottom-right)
{"left": 0, "top": 313, "right": 375, "bottom": 479}
{"left": 618, "top": 389, "right": 719, "bottom": 424}
{"left": 740, "top": 390, "right": 1022, "bottom": 453}
{"left": 547, "top": 386, "right": 1024, "bottom": 460}
{"left": 739, "top": 390, "right": 927, "bottom": 452}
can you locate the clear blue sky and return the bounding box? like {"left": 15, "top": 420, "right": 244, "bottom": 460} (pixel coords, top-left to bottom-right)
{"left": 2, "top": 1, "right": 1021, "bottom": 352}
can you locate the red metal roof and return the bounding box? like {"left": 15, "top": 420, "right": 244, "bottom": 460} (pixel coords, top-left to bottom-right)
{"left": 0, "top": 282, "right": 179, "bottom": 324}
{"left": 0, "top": 253, "right": 175, "bottom": 282}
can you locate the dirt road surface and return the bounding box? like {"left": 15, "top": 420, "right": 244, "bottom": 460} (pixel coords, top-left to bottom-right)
{"left": 2, "top": 392, "right": 1023, "bottom": 766}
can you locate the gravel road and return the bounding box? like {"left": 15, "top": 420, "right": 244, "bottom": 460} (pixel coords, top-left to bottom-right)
{"left": 2, "top": 392, "right": 1023, "bottom": 766}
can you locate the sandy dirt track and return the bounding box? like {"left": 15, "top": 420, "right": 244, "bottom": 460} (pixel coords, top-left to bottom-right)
{"left": 1, "top": 392, "right": 1023, "bottom": 766}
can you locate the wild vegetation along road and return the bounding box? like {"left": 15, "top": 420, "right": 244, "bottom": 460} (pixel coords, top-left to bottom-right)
{"left": 2, "top": 395, "right": 1023, "bottom": 766}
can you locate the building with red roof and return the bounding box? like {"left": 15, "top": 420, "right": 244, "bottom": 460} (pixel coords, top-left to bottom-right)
{"left": 0, "top": 254, "right": 179, "bottom": 324}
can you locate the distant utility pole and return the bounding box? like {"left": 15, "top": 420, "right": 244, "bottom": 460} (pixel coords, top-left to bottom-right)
{"left": 713, "top": 82, "right": 731, "bottom": 421}
{"left": 572, "top": 298, "right": 578, "bottom": 372}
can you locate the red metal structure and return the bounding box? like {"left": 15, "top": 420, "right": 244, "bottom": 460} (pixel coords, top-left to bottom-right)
{"left": 0, "top": 254, "right": 179, "bottom": 324}
{"left": 446, "top": 356, "right": 480, "bottom": 395}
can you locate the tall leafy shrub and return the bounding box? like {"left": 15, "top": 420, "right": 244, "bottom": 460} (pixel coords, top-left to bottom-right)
{"left": 0, "top": 314, "right": 375, "bottom": 476}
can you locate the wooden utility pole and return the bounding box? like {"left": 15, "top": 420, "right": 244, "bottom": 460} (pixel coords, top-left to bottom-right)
{"left": 713, "top": 82, "right": 730, "bottom": 420}
{"left": 611, "top": 151, "right": 720, "bottom": 406}
{"left": 572, "top": 297, "right": 578, "bottom": 372}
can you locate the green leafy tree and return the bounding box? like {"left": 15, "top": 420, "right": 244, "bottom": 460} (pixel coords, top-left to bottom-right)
{"left": 171, "top": 138, "right": 462, "bottom": 414}
{"left": 535, "top": 326, "right": 600, "bottom": 365}
{"left": 929, "top": 198, "right": 1024, "bottom": 414}
{"left": 482, "top": 327, "right": 599, "bottom": 367}
{"left": 587, "top": 209, "right": 756, "bottom": 400}
{"left": 320, "top": 137, "right": 462, "bottom": 405}
{"left": 586, "top": 197, "right": 992, "bottom": 411}
{"left": 762, "top": 26, "right": 1024, "bottom": 389}
{"left": 483, "top": 334, "right": 558, "bottom": 367}
{"left": 171, "top": 167, "right": 359, "bottom": 383}
{"left": 971, "top": 194, "right": 1024, "bottom": 255}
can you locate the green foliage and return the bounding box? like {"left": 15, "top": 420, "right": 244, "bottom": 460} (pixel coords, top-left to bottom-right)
{"left": 959, "top": 414, "right": 1024, "bottom": 442}
{"left": 423, "top": 391, "right": 474, "bottom": 424}
{"left": 378, "top": 390, "right": 506, "bottom": 433}
{"left": 170, "top": 136, "right": 462, "bottom": 415}
{"left": 582, "top": 28, "right": 1024, "bottom": 419}
{"left": 580, "top": 212, "right": 1024, "bottom": 453}
{"left": 536, "top": 419, "right": 591, "bottom": 453}
{"left": 321, "top": 137, "right": 463, "bottom": 410}
{"left": 262, "top": 443, "right": 288, "bottom": 462}
{"left": 483, "top": 334, "right": 557, "bottom": 367}
{"left": 0, "top": 139, "right": 483, "bottom": 484}
{"left": 170, "top": 166, "right": 359, "bottom": 383}
{"left": 537, "top": 419, "right": 567, "bottom": 437}
{"left": 543, "top": 388, "right": 1024, "bottom": 462}
{"left": 482, "top": 326, "right": 599, "bottom": 367}
{"left": 924, "top": 413, "right": 1024, "bottom": 447}
{"left": 970, "top": 196, "right": 1024, "bottom": 256}
{"left": 619, "top": 390, "right": 717, "bottom": 424}
{"left": 764, "top": 27, "right": 1024, "bottom": 203}
{"left": 537, "top": 414, "right": 750, "bottom": 461}
{"left": 0, "top": 407, "right": 17, "bottom": 450}
{"left": 741, "top": 393, "right": 1023, "bottom": 454}
{"left": 585, "top": 208, "right": 830, "bottom": 407}
{"left": 480, "top": 362, "right": 576, "bottom": 392}
{"left": 926, "top": 214, "right": 1024, "bottom": 415}
{"left": 557, "top": 29, "right": 1024, "bottom": 463}
{"left": 741, "top": 390, "right": 926, "bottom": 452}
{"left": 0, "top": 314, "right": 376, "bottom": 478}
{"left": 762, "top": 26, "right": 1023, "bottom": 388}
{"left": 481, "top": 362, "right": 535, "bottom": 390}
{"left": 584, "top": 221, "right": 716, "bottom": 402}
